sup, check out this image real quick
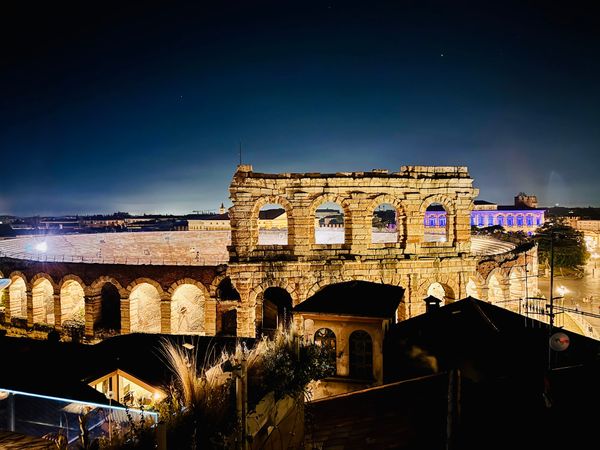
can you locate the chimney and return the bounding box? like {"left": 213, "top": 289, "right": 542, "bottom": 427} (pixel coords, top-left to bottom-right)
{"left": 424, "top": 295, "right": 442, "bottom": 313}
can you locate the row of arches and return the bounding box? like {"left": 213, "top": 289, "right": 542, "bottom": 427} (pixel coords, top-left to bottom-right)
{"left": 2, "top": 272, "right": 240, "bottom": 336}
{"left": 251, "top": 195, "right": 455, "bottom": 247}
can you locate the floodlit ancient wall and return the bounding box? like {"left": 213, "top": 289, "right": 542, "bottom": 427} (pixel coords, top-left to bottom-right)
{"left": 227, "top": 165, "right": 481, "bottom": 336}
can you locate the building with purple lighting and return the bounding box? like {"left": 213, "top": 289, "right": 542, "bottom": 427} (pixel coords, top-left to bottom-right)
{"left": 425, "top": 194, "right": 546, "bottom": 236}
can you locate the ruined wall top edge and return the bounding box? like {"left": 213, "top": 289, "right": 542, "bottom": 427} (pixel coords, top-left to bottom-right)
{"left": 234, "top": 165, "right": 471, "bottom": 180}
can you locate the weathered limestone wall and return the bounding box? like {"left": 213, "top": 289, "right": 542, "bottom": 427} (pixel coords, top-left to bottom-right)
{"left": 227, "top": 165, "right": 481, "bottom": 336}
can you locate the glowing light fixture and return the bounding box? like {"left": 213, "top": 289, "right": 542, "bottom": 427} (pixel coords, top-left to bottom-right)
{"left": 556, "top": 286, "right": 568, "bottom": 297}
{"left": 35, "top": 241, "right": 48, "bottom": 252}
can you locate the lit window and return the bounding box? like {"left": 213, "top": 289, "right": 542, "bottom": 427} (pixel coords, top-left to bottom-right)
{"left": 497, "top": 215, "right": 504, "bottom": 226}
{"left": 507, "top": 215, "right": 514, "bottom": 227}
{"left": 516, "top": 215, "right": 524, "bottom": 227}
{"left": 487, "top": 215, "right": 494, "bottom": 226}
{"left": 439, "top": 215, "right": 446, "bottom": 227}
{"left": 478, "top": 215, "right": 484, "bottom": 227}
{"left": 526, "top": 215, "right": 533, "bottom": 227}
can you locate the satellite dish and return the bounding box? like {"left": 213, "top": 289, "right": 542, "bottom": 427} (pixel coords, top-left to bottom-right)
{"left": 0, "top": 279, "right": 11, "bottom": 292}
{"left": 549, "top": 332, "right": 570, "bottom": 352}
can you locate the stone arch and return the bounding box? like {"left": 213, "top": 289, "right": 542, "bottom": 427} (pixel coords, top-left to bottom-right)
{"left": 128, "top": 281, "right": 162, "bottom": 333}
{"left": 419, "top": 194, "right": 457, "bottom": 215}
{"left": 95, "top": 281, "right": 122, "bottom": 332}
{"left": 426, "top": 282, "right": 456, "bottom": 304}
{"left": 31, "top": 275, "right": 56, "bottom": 325}
{"left": 466, "top": 277, "right": 480, "bottom": 298}
{"left": 251, "top": 195, "right": 294, "bottom": 247}
{"left": 420, "top": 194, "right": 457, "bottom": 245}
{"left": 170, "top": 283, "right": 206, "bottom": 334}
{"left": 126, "top": 277, "right": 165, "bottom": 298}
{"left": 509, "top": 267, "right": 526, "bottom": 300}
{"left": 89, "top": 276, "right": 125, "bottom": 297}
{"left": 29, "top": 273, "right": 58, "bottom": 292}
{"left": 8, "top": 273, "right": 27, "bottom": 318}
{"left": 58, "top": 274, "right": 86, "bottom": 292}
{"left": 417, "top": 277, "right": 458, "bottom": 302}
{"left": 249, "top": 280, "right": 299, "bottom": 307}
{"left": 214, "top": 276, "right": 241, "bottom": 301}
{"left": 368, "top": 194, "right": 406, "bottom": 245}
{"left": 486, "top": 269, "right": 507, "bottom": 305}
{"left": 250, "top": 281, "right": 297, "bottom": 335}
{"left": 60, "top": 278, "right": 85, "bottom": 324}
{"left": 310, "top": 194, "right": 352, "bottom": 245}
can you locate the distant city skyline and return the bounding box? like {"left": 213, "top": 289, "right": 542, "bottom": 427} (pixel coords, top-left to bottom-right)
{"left": 1, "top": 1, "right": 599, "bottom": 215}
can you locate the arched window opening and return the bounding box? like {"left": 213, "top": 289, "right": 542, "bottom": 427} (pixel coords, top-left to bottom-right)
{"left": 9, "top": 277, "right": 27, "bottom": 318}
{"left": 535, "top": 216, "right": 542, "bottom": 226}
{"left": 258, "top": 204, "right": 288, "bottom": 245}
{"left": 171, "top": 284, "right": 205, "bottom": 334}
{"left": 60, "top": 280, "right": 85, "bottom": 324}
{"left": 314, "top": 328, "right": 337, "bottom": 376}
{"left": 497, "top": 215, "right": 504, "bottom": 227}
{"left": 315, "top": 202, "right": 345, "bottom": 244}
{"left": 216, "top": 277, "right": 241, "bottom": 301}
{"left": 466, "top": 279, "right": 478, "bottom": 298}
{"left": 426, "top": 282, "right": 455, "bottom": 304}
{"left": 96, "top": 283, "right": 121, "bottom": 332}
{"left": 487, "top": 215, "right": 494, "bottom": 227}
{"left": 32, "top": 279, "right": 54, "bottom": 325}
{"left": 424, "top": 203, "right": 448, "bottom": 243}
{"left": 509, "top": 270, "right": 525, "bottom": 312}
{"left": 372, "top": 203, "right": 397, "bottom": 243}
{"left": 261, "top": 287, "right": 293, "bottom": 334}
{"left": 349, "top": 330, "right": 373, "bottom": 380}
{"left": 129, "top": 283, "right": 161, "bottom": 333}
{"left": 488, "top": 273, "right": 504, "bottom": 304}
{"left": 507, "top": 215, "right": 514, "bottom": 227}
{"left": 477, "top": 215, "right": 484, "bottom": 227}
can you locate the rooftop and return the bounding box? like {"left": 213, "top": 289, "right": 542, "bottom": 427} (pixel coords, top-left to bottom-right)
{"left": 293, "top": 280, "right": 404, "bottom": 318}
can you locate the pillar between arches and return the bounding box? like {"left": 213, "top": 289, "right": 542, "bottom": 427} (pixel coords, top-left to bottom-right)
{"left": 204, "top": 298, "right": 217, "bottom": 335}
{"left": 161, "top": 300, "right": 171, "bottom": 334}
{"left": 26, "top": 291, "right": 33, "bottom": 328}
{"left": 53, "top": 294, "right": 61, "bottom": 330}
{"left": 84, "top": 296, "right": 94, "bottom": 338}
{"left": 120, "top": 298, "right": 130, "bottom": 334}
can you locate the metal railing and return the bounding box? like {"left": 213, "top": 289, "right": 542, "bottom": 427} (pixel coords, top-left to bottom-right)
{"left": 0, "top": 250, "right": 227, "bottom": 266}
{"left": 0, "top": 388, "right": 158, "bottom": 446}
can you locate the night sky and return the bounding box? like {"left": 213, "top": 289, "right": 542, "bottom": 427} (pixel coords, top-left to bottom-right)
{"left": 1, "top": 1, "right": 599, "bottom": 216}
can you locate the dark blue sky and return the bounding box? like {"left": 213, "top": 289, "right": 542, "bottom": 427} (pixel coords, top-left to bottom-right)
{"left": 1, "top": 1, "right": 599, "bottom": 215}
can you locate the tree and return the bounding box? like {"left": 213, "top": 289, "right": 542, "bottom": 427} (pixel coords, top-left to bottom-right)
{"left": 533, "top": 219, "right": 590, "bottom": 275}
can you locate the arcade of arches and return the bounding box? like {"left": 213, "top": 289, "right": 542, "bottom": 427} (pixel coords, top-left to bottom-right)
{"left": 0, "top": 166, "right": 539, "bottom": 340}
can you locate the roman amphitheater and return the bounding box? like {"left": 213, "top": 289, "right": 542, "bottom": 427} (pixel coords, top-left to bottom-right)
{"left": 0, "top": 165, "right": 538, "bottom": 340}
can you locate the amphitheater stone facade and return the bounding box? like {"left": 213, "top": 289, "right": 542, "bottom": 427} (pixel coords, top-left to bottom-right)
{"left": 0, "top": 165, "right": 538, "bottom": 340}
{"left": 228, "top": 165, "right": 477, "bottom": 336}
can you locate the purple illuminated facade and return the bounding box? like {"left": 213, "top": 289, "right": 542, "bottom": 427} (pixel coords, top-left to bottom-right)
{"left": 425, "top": 199, "right": 545, "bottom": 235}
